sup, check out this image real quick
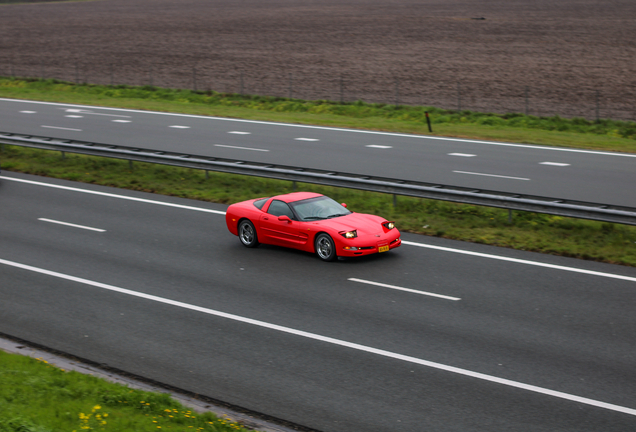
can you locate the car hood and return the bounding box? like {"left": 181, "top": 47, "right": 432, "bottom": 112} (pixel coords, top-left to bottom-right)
{"left": 313, "top": 212, "right": 388, "bottom": 234}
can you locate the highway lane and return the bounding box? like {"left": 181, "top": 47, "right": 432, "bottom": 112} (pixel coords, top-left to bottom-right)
{"left": 2, "top": 98, "right": 636, "bottom": 207}
{"left": 1, "top": 172, "right": 636, "bottom": 431}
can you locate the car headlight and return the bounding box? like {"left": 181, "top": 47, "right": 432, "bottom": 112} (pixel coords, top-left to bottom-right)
{"left": 340, "top": 230, "right": 357, "bottom": 239}
{"left": 383, "top": 221, "right": 396, "bottom": 230}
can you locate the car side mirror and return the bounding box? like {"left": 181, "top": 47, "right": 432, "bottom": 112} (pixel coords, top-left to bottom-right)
{"left": 341, "top": 203, "right": 347, "bottom": 208}
{"left": 278, "top": 215, "right": 292, "bottom": 223}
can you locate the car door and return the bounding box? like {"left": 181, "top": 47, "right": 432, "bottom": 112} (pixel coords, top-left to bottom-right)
{"left": 259, "top": 200, "right": 309, "bottom": 247}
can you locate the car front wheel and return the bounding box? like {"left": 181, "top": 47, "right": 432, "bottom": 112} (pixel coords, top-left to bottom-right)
{"left": 315, "top": 233, "right": 337, "bottom": 262}
{"left": 238, "top": 220, "right": 259, "bottom": 248}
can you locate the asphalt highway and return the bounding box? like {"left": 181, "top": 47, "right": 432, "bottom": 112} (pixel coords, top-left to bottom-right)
{"left": 1, "top": 172, "right": 635, "bottom": 432}
{"left": 2, "top": 98, "right": 636, "bottom": 207}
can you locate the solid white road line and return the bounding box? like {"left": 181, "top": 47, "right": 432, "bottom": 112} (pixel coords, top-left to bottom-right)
{"left": 214, "top": 144, "right": 269, "bottom": 152}
{"left": 41, "top": 125, "right": 82, "bottom": 132}
{"left": 448, "top": 153, "right": 476, "bottom": 157}
{"left": 453, "top": 171, "right": 530, "bottom": 181}
{"left": 1, "top": 257, "right": 634, "bottom": 417}
{"left": 401, "top": 240, "right": 636, "bottom": 283}
{"left": 3, "top": 175, "right": 635, "bottom": 283}
{"left": 6, "top": 98, "right": 635, "bottom": 158}
{"left": 38, "top": 218, "right": 106, "bottom": 232}
{"left": 0, "top": 176, "right": 226, "bottom": 215}
{"left": 540, "top": 162, "right": 571, "bottom": 166}
{"left": 348, "top": 278, "right": 460, "bottom": 300}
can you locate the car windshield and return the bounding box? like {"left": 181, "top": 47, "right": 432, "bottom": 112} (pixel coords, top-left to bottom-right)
{"left": 289, "top": 196, "right": 351, "bottom": 221}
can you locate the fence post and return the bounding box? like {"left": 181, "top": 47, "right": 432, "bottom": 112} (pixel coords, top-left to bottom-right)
{"left": 288, "top": 72, "right": 292, "bottom": 99}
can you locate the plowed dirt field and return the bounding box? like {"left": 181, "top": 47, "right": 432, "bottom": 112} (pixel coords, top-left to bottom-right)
{"left": 1, "top": 0, "right": 635, "bottom": 120}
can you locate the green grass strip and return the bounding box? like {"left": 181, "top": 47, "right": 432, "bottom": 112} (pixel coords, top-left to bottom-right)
{"left": 2, "top": 145, "right": 635, "bottom": 267}
{"left": 0, "top": 349, "right": 255, "bottom": 432}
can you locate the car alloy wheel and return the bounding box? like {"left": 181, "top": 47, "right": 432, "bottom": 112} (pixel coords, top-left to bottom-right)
{"left": 238, "top": 220, "right": 259, "bottom": 248}
{"left": 315, "top": 233, "right": 337, "bottom": 262}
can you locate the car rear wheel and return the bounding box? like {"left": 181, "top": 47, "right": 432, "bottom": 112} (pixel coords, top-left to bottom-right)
{"left": 238, "top": 220, "right": 259, "bottom": 248}
{"left": 315, "top": 233, "right": 337, "bottom": 262}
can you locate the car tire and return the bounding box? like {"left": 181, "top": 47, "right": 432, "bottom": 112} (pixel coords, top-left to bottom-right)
{"left": 315, "top": 233, "right": 337, "bottom": 262}
{"left": 238, "top": 220, "right": 259, "bottom": 248}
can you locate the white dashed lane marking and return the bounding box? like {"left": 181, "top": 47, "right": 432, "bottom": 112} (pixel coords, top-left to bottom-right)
{"left": 366, "top": 145, "right": 393, "bottom": 149}
{"left": 448, "top": 153, "right": 476, "bottom": 157}
{"left": 348, "top": 278, "right": 461, "bottom": 300}
{"left": 20, "top": 110, "right": 37, "bottom": 114}
{"left": 540, "top": 162, "right": 571, "bottom": 166}
{"left": 227, "top": 131, "right": 251, "bottom": 135}
{"left": 214, "top": 144, "right": 269, "bottom": 152}
{"left": 169, "top": 125, "right": 191, "bottom": 129}
{"left": 38, "top": 218, "right": 106, "bottom": 232}
{"left": 453, "top": 171, "right": 530, "bottom": 181}
{"left": 112, "top": 120, "right": 131, "bottom": 123}
{"left": 294, "top": 138, "right": 319, "bottom": 141}
{"left": 41, "top": 125, "right": 82, "bottom": 132}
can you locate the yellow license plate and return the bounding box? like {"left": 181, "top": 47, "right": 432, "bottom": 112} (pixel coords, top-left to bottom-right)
{"left": 378, "top": 245, "right": 389, "bottom": 253}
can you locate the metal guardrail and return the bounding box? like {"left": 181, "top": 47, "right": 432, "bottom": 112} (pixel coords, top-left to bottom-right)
{"left": 2, "top": 131, "right": 636, "bottom": 226}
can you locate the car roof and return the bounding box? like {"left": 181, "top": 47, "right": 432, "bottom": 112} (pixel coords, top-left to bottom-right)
{"left": 273, "top": 192, "right": 324, "bottom": 203}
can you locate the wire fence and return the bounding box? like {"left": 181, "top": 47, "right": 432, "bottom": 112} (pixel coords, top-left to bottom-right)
{"left": 4, "top": 60, "right": 635, "bottom": 123}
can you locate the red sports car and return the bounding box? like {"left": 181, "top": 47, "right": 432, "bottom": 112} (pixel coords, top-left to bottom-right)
{"left": 225, "top": 192, "right": 401, "bottom": 261}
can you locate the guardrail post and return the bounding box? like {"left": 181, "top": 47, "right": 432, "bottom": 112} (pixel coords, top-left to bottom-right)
{"left": 508, "top": 209, "right": 513, "bottom": 224}
{"left": 129, "top": 160, "right": 133, "bottom": 171}
{"left": 205, "top": 170, "right": 209, "bottom": 180}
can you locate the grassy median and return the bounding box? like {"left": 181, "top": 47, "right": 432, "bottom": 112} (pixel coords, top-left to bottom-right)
{"left": 1, "top": 77, "right": 635, "bottom": 266}
{"left": 0, "top": 349, "right": 255, "bottom": 432}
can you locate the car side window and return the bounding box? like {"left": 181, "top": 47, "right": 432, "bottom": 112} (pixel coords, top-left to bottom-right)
{"left": 267, "top": 200, "right": 295, "bottom": 219}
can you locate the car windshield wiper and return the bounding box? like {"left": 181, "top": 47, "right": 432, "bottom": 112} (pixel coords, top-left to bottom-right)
{"left": 326, "top": 213, "right": 348, "bottom": 218}
{"left": 302, "top": 216, "right": 325, "bottom": 220}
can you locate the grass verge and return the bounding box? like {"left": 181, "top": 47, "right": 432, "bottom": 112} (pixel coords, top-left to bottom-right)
{"left": 0, "top": 349, "right": 256, "bottom": 432}
{"left": 2, "top": 145, "right": 635, "bottom": 266}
